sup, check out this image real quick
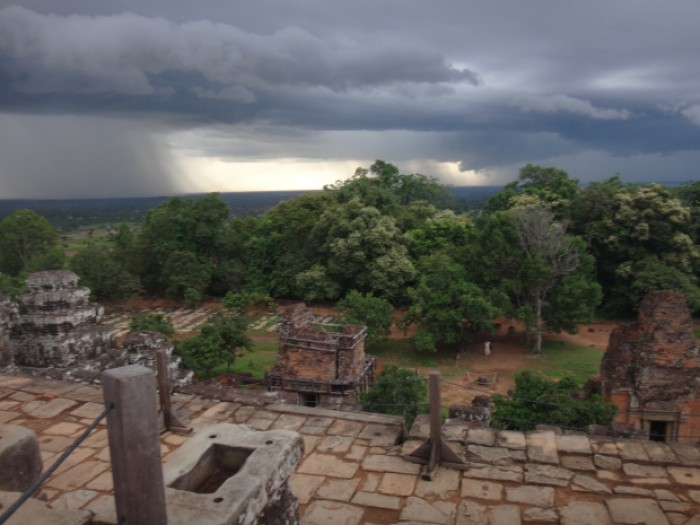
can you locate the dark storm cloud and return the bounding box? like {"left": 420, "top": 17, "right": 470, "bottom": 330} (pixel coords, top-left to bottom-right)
{"left": 0, "top": 1, "right": 698, "bottom": 196}
{"left": 0, "top": 6, "right": 478, "bottom": 102}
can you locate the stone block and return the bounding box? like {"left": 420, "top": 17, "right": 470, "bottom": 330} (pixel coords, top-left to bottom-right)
{"left": 455, "top": 500, "right": 488, "bottom": 525}
{"left": 0, "top": 425, "right": 42, "bottom": 492}
{"left": 561, "top": 455, "right": 595, "bottom": 471}
{"left": 506, "top": 485, "right": 554, "bottom": 507}
{"left": 559, "top": 502, "right": 612, "bottom": 525}
{"left": 490, "top": 504, "right": 521, "bottom": 525}
{"left": 571, "top": 474, "right": 612, "bottom": 495}
{"left": 362, "top": 454, "right": 421, "bottom": 474}
{"left": 377, "top": 473, "right": 414, "bottom": 497}
{"left": 523, "top": 507, "right": 558, "bottom": 523}
{"left": 0, "top": 490, "right": 93, "bottom": 525}
{"left": 351, "top": 491, "right": 401, "bottom": 510}
{"left": 606, "top": 498, "right": 669, "bottom": 525}
{"left": 463, "top": 464, "right": 523, "bottom": 483}
{"left": 524, "top": 463, "right": 574, "bottom": 487}
{"left": 289, "top": 473, "right": 324, "bottom": 504}
{"left": 555, "top": 435, "right": 592, "bottom": 455}
{"left": 641, "top": 440, "right": 678, "bottom": 465}
{"left": 316, "top": 478, "right": 360, "bottom": 502}
{"left": 414, "top": 467, "right": 459, "bottom": 498}
{"left": 623, "top": 463, "right": 667, "bottom": 478}
{"left": 461, "top": 479, "right": 503, "bottom": 501}
{"left": 497, "top": 431, "right": 526, "bottom": 450}
{"left": 163, "top": 423, "right": 304, "bottom": 525}
{"left": 526, "top": 430, "right": 559, "bottom": 464}
{"left": 298, "top": 453, "right": 359, "bottom": 479}
{"left": 616, "top": 438, "right": 650, "bottom": 463}
{"left": 594, "top": 454, "right": 622, "bottom": 470}
{"left": 303, "top": 500, "right": 364, "bottom": 525}
{"left": 466, "top": 445, "right": 512, "bottom": 465}
{"left": 401, "top": 497, "right": 455, "bottom": 525}
{"left": 668, "top": 466, "right": 700, "bottom": 486}
{"left": 465, "top": 428, "right": 496, "bottom": 447}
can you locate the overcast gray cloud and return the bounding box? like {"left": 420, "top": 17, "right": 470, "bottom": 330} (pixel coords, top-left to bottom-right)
{"left": 0, "top": 1, "right": 698, "bottom": 197}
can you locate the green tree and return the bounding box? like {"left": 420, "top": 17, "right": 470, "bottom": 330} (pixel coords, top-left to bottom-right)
{"left": 336, "top": 290, "right": 394, "bottom": 347}
{"left": 471, "top": 208, "right": 600, "bottom": 353}
{"left": 311, "top": 199, "right": 416, "bottom": 302}
{"left": 405, "top": 254, "right": 499, "bottom": 352}
{"left": 135, "top": 194, "right": 229, "bottom": 293}
{"left": 129, "top": 313, "right": 175, "bottom": 337}
{"left": 361, "top": 365, "right": 427, "bottom": 428}
{"left": 0, "top": 272, "right": 27, "bottom": 296}
{"left": 486, "top": 164, "right": 579, "bottom": 219}
{"left": 512, "top": 204, "right": 593, "bottom": 353}
{"left": 492, "top": 371, "right": 616, "bottom": 431}
{"left": 0, "top": 209, "right": 63, "bottom": 275}
{"left": 71, "top": 243, "right": 141, "bottom": 299}
{"left": 175, "top": 312, "right": 252, "bottom": 377}
{"left": 160, "top": 251, "right": 213, "bottom": 305}
{"left": 573, "top": 183, "right": 699, "bottom": 316}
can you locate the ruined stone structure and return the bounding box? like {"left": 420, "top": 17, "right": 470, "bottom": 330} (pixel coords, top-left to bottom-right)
{"left": 266, "top": 304, "right": 375, "bottom": 409}
{"left": 601, "top": 290, "right": 700, "bottom": 443}
{"left": 164, "top": 423, "right": 303, "bottom": 525}
{"left": 0, "top": 293, "right": 18, "bottom": 367}
{"left": 12, "top": 271, "right": 116, "bottom": 368}
{"left": 123, "top": 330, "right": 192, "bottom": 387}
{"left": 1, "top": 271, "right": 191, "bottom": 387}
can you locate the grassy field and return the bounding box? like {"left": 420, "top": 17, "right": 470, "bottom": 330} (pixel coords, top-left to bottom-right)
{"left": 217, "top": 318, "right": 606, "bottom": 386}
{"left": 527, "top": 341, "right": 604, "bottom": 384}
{"left": 60, "top": 226, "right": 115, "bottom": 256}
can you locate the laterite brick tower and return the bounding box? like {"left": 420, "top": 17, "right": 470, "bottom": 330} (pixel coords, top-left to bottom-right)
{"left": 266, "top": 304, "right": 375, "bottom": 410}
{"left": 600, "top": 290, "right": 700, "bottom": 443}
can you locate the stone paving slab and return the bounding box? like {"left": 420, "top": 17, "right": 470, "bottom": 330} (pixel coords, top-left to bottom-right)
{"left": 1, "top": 373, "right": 700, "bottom": 525}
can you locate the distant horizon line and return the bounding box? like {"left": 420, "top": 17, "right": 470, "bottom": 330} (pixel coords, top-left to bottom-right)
{"left": 0, "top": 179, "right": 693, "bottom": 202}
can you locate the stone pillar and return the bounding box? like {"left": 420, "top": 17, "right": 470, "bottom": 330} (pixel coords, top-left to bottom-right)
{"left": 0, "top": 425, "right": 42, "bottom": 492}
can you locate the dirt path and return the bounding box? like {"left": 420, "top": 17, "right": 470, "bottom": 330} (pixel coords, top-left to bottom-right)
{"left": 408, "top": 319, "right": 615, "bottom": 408}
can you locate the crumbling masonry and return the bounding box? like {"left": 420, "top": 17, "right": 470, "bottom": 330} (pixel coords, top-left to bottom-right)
{"left": 601, "top": 290, "right": 700, "bottom": 443}
{"left": 266, "top": 304, "right": 375, "bottom": 409}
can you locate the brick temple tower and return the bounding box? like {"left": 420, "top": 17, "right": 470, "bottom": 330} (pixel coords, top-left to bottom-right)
{"left": 266, "top": 304, "right": 375, "bottom": 409}
{"left": 600, "top": 291, "right": 700, "bottom": 443}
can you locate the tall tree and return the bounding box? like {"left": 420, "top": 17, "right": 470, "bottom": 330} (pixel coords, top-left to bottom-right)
{"left": 135, "top": 193, "right": 229, "bottom": 294}
{"left": 573, "top": 182, "right": 699, "bottom": 316}
{"left": 472, "top": 206, "right": 600, "bottom": 354}
{"left": 303, "top": 199, "right": 416, "bottom": 302}
{"left": 0, "top": 209, "right": 63, "bottom": 275}
{"left": 486, "top": 164, "right": 579, "bottom": 219}
{"left": 337, "top": 290, "right": 394, "bottom": 347}
{"left": 511, "top": 204, "right": 596, "bottom": 353}
{"left": 405, "top": 253, "right": 498, "bottom": 352}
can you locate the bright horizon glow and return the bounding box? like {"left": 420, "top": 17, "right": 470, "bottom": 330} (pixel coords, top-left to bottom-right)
{"left": 176, "top": 155, "right": 492, "bottom": 194}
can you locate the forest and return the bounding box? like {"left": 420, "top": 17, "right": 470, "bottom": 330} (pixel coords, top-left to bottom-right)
{"left": 2, "top": 160, "right": 700, "bottom": 356}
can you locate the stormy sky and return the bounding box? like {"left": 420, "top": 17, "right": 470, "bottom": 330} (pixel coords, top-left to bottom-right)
{"left": 0, "top": 2, "right": 699, "bottom": 198}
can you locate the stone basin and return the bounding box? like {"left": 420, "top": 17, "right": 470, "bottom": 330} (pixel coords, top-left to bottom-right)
{"left": 163, "top": 423, "right": 304, "bottom": 525}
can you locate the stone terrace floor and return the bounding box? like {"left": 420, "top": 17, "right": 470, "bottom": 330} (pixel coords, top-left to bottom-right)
{"left": 2, "top": 373, "right": 700, "bottom": 525}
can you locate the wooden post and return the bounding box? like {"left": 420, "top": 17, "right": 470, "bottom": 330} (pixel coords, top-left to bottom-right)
{"left": 103, "top": 365, "right": 168, "bottom": 525}
{"left": 406, "top": 370, "right": 467, "bottom": 480}
{"left": 155, "top": 349, "right": 191, "bottom": 434}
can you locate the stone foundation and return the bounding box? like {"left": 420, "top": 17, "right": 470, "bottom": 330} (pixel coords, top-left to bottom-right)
{"left": 163, "top": 423, "right": 304, "bottom": 525}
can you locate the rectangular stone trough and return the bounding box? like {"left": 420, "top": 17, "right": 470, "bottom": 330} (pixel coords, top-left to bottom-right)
{"left": 163, "top": 423, "right": 304, "bottom": 525}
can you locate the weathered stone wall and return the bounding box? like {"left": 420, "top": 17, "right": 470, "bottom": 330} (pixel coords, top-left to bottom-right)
{"left": 601, "top": 290, "right": 700, "bottom": 442}
{"left": 272, "top": 346, "right": 338, "bottom": 382}
{"left": 0, "top": 293, "right": 18, "bottom": 367}
{"left": 12, "top": 271, "right": 116, "bottom": 368}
